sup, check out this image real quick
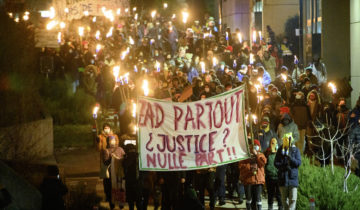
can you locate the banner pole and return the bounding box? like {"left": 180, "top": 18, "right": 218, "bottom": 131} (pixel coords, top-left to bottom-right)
{"left": 245, "top": 81, "right": 254, "bottom": 145}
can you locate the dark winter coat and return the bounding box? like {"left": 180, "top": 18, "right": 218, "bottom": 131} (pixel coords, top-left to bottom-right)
{"left": 256, "top": 128, "right": 278, "bottom": 153}
{"left": 291, "top": 100, "right": 311, "bottom": 129}
{"left": 350, "top": 125, "right": 360, "bottom": 159}
{"left": 274, "top": 145, "right": 301, "bottom": 187}
{"left": 40, "top": 177, "right": 68, "bottom": 210}
{"left": 350, "top": 125, "right": 360, "bottom": 145}
{"left": 265, "top": 151, "right": 278, "bottom": 180}
{"left": 349, "top": 105, "right": 360, "bottom": 127}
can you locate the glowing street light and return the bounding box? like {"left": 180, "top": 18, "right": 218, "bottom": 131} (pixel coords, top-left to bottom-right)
{"left": 64, "top": 8, "right": 69, "bottom": 13}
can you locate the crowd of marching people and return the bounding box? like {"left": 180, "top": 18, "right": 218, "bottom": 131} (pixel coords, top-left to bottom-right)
{"left": 40, "top": 5, "right": 360, "bottom": 210}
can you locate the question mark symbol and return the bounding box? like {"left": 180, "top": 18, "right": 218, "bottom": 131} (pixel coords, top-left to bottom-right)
{"left": 223, "top": 128, "right": 230, "bottom": 147}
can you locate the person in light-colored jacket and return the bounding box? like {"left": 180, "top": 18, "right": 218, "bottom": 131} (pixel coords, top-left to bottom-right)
{"left": 277, "top": 113, "right": 300, "bottom": 146}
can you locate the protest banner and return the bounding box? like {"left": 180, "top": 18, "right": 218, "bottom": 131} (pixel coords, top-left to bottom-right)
{"left": 137, "top": 85, "right": 250, "bottom": 171}
{"left": 34, "top": 29, "right": 60, "bottom": 48}
{"left": 65, "top": 0, "right": 130, "bottom": 20}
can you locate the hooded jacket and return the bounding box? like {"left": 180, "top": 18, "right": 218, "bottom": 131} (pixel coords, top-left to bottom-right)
{"left": 277, "top": 113, "right": 300, "bottom": 145}
{"left": 274, "top": 145, "right": 301, "bottom": 187}
{"left": 239, "top": 153, "right": 267, "bottom": 185}
{"left": 306, "top": 90, "right": 322, "bottom": 121}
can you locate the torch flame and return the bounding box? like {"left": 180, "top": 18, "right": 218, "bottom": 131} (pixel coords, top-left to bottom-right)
{"left": 132, "top": 103, "right": 136, "bottom": 118}
{"left": 96, "top": 44, "right": 102, "bottom": 53}
{"left": 113, "top": 66, "right": 120, "bottom": 81}
{"left": 46, "top": 20, "right": 58, "bottom": 30}
{"left": 237, "top": 33, "right": 242, "bottom": 43}
{"left": 249, "top": 53, "right": 254, "bottom": 65}
{"left": 155, "top": 61, "right": 161, "bottom": 72}
{"left": 212, "top": 57, "right": 218, "bottom": 67}
{"left": 95, "top": 30, "right": 100, "bottom": 39}
{"left": 78, "top": 26, "right": 84, "bottom": 37}
{"left": 328, "top": 82, "right": 337, "bottom": 94}
{"left": 251, "top": 114, "right": 258, "bottom": 124}
{"left": 182, "top": 11, "right": 189, "bottom": 24}
{"left": 200, "top": 61, "right": 205, "bottom": 74}
{"left": 151, "top": 10, "right": 156, "bottom": 18}
{"left": 142, "top": 80, "right": 149, "bottom": 96}
{"left": 106, "top": 27, "right": 113, "bottom": 38}
{"left": 57, "top": 32, "right": 61, "bottom": 43}
{"left": 129, "top": 36, "right": 134, "bottom": 45}
{"left": 60, "top": 21, "right": 66, "bottom": 29}
{"left": 258, "top": 31, "right": 262, "bottom": 40}
{"left": 93, "top": 106, "right": 99, "bottom": 115}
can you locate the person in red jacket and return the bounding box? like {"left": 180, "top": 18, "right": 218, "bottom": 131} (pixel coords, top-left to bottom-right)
{"left": 239, "top": 140, "right": 267, "bottom": 210}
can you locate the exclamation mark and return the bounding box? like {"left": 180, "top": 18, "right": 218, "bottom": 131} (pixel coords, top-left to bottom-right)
{"left": 232, "top": 147, "right": 237, "bottom": 159}
{"left": 227, "top": 147, "right": 232, "bottom": 160}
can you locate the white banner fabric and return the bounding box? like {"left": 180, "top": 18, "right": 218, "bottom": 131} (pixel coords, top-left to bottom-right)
{"left": 137, "top": 85, "right": 250, "bottom": 171}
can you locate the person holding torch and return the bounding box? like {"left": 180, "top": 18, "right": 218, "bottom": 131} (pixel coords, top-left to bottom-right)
{"left": 97, "top": 123, "right": 125, "bottom": 209}
{"left": 274, "top": 135, "right": 301, "bottom": 210}
{"left": 239, "top": 140, "right": 267, "bottom": 210}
